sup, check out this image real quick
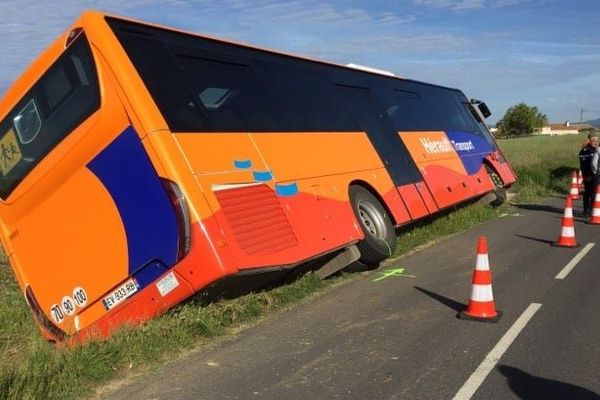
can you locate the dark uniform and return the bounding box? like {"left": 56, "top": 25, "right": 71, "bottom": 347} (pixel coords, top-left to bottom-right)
{"left": 579, "top": 143, "right": 597, "bottom": 213}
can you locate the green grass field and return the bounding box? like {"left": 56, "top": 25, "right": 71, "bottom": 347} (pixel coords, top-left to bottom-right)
{"left": 0, "top": 133, "right": 585, "bottom": 399}
{"left": 499, "top": 133, "right": 584, "bottom": 201}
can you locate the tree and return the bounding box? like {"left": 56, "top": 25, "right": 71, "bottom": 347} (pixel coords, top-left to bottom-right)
{"left": 496, "top": 103, "right": 548, "bottom": 138}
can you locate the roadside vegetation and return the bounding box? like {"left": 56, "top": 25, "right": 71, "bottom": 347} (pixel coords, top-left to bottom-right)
{"left": 495, "top": 102, "right": 548, "bottom": 138}
{"left": 499, "top": 133, "right": 584, "bottom": 201}
{"left": 0, "top": 133, "right": 585, "bottom": 399}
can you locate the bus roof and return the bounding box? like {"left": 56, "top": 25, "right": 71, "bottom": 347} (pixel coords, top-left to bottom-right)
{"left": 0, "top": 9, "right": 465, "bottom": 118}
{"left": 94, "top": 10, "right": 462, "bottom": 93}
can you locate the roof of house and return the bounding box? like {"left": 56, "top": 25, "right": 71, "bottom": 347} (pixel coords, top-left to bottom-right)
{"left": 547, "top": 123, "right": 593, "bottom": 131}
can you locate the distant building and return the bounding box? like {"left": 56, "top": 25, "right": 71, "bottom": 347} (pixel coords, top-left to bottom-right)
{"left": 537, "top": 121, "right": 592, "bottom": 135}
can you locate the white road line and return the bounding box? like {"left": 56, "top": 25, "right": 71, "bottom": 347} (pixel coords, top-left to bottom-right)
{"left": 452, "top": 303, "right": 542, "bottom": 400}
{"left": 555, "top": 242, "right": 595, "bottom": 280}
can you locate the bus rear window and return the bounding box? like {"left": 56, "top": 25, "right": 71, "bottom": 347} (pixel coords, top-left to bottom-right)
{"left": 0, "top": 33, "right": 99, "bottom": 199}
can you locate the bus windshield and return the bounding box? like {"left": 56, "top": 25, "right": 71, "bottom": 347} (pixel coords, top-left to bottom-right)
{"left": 0, "top": 33, "right": 99, "bottom": 199}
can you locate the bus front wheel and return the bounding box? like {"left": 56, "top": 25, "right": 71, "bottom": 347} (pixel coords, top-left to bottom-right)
{"left": 486, "top": 166, "right": 506, "bottom": 207}
{"left": 349, "top": 185, "right": 397, "bottom": 266}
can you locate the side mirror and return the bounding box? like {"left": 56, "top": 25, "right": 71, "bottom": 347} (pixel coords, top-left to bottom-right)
{"left": 477, "top": 102, "right": 491, "bottom": 119}
{"left": 470, "top": 98, "right": 491, "bottom": 119}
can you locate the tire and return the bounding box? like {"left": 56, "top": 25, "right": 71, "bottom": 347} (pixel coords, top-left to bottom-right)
{"left": 349, "top": 185, "right": 397, "bottom": 266}
{"left": 486, "top": 166, "right": 506, "bottom": 207}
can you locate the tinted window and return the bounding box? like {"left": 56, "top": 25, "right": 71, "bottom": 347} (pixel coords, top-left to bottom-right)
{"left": 376, "top": 84, "right": 483, "bottom": 134}
{"left": 107, "top": 18, "right": 483, "bottom": 139}
{"left": 114, "top": 32, "right": 212, "bottom": 132}
{"left": 256, "top": 60, "right": 358, "bottom": 131}
{"left": 109, "top": 18, "right": 356, "bottom": 133}
{"left": 175, "top": 51, "right": 286, "bottom": 132}
{"left": 0, "top": 34, "right": 100, "bottom": 199}
{"left": 335, "top": 85, "right": 421, "bottom": 184}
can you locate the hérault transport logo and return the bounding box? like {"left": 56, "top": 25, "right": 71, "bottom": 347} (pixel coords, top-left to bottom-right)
{"left": 420, "top": 137, "right": 475, "bottom": 154}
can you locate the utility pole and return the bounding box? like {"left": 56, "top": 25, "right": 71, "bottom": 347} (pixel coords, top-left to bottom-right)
{"left": 580, "top": 109, "right": 600, "bottom": 123}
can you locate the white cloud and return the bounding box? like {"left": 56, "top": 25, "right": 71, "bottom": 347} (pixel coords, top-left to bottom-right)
{"left": 223, "top": 1, "right": 415, "bottom": 28}
{"left": 415, "top": 0, "right": 484, "bottom": 11}
{"left": 454, "top": 0, "right": 485, "bottom": 10}
{"left": 0, "top": 0, "right": 419, "bottom": 91}
{"left": 0, "top": 0, "right": 597, "bottom": 124}
{"left": 414, "top": 0, "right": 543, "bottom": 11}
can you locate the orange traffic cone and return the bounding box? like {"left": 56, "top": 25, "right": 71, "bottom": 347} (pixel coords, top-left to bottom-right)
{"left": 588, "top": 184, "right": 600, "bottom": 225}
{"left": 578, "top": 170, "right": 584, "bottom": 193}
{"left": 569, "top": 171, "right": 580, "bottom": 200}
{"left": 552, "top": 196, "right": 579, "bottom": 247}
{"left": 458, "top": 236, "right": 502, "bottom": 323}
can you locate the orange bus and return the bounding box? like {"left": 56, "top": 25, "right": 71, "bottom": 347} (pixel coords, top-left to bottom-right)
{"left": 0, "top": 11, "right": 516, "bottom": 344}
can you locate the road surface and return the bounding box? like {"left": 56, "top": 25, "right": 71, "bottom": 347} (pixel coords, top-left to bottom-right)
{"left": 102, "top": 197, "right": 600, "bottom": 400}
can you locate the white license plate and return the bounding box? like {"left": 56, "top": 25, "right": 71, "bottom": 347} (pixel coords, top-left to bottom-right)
{"left": 102, "top": 279, "right": 138, "bottom": 311}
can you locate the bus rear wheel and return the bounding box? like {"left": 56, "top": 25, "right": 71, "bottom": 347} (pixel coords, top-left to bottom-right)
{"left": 349, "top": 185, "right": 397, "bottom": 266}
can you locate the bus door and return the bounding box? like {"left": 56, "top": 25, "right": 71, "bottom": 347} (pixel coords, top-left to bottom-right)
{"left": 335, "top": 84, "right": 433, "bottom": 220}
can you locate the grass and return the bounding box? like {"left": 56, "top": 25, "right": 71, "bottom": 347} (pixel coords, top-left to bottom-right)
{"left": 498, "top": 133, "right": 585, "bottom": 201}
{"left": 0, "top": 267, "right": 330, "bottom": 400}
{"left": 393, "top": 202, "right": 509, "bottom": 257}
{"left": 0, "top": 133, "right": 585, "bottom": 399}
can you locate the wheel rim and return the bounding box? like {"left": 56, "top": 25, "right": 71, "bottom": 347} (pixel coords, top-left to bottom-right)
{"left": 357, "top": 200, "right": 387, "bottom": 240}
{"left": 490, "top": 172, "right": 503, "bottom": 188}
{"left": 486, "top": 167, "right": 503, "bottom": 188}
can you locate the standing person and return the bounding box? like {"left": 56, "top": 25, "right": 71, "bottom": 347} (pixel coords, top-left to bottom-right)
{"left": 579, "top": 133, "right": 599, "bottom": 214}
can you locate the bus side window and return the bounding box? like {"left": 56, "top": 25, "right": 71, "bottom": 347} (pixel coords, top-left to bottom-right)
{"left": 376, "top": 84, "right": 483, "bottom": 134}
{"left": 175, "top": 54, "right": 286, "bottom": 132}
{"left": 13, "top": 99, "right": 42, "bottom": 144}
{"left": 255, "top": 60, "right": 359, "bottom": 132}
{"left": 0, "top": 33, "right": 100, "bottom": 199}
{"left": 114, "top": 32, "right": 212, "bottom": 132}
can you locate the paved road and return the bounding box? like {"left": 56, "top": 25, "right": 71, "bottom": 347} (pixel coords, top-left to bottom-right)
{"left": 102, "top": 197, "right": 600, "bottom": 400}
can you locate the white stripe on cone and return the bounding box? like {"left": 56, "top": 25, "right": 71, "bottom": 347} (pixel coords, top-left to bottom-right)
{"left": 470, "top": 284, "right": 494, "bottom": 302}
{"left": 564, "top": 208, "right": 573, "bottom": 218}
{"left": 560, "top": 227, "right": 575, "bottom": 237}
{"left": 593, "top": 209, "right": 600, "bottom": 217}
{"left": 475, "top": 254, "right": 490, "bottom": 271}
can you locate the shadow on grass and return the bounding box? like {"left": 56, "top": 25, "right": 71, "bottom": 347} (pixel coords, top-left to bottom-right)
{"left": 512, "top": 203, "right": 564, "bottom": 214}
{"left": 498, "top": 365, "right": 600, "bottom": 400}
{"left": 414, "top": 286, "right": 465, "bottom": 313}
{"left": 196, "top": 254, "right": 337, "bottom": 304}
{"left": 548, "top": 194, "right": 569, "bottom": 200}
{"left": 551, "top": 166, "right": 577, "bottom": 180}
{"left": 551, "top": 166, "right": 579, "bottom": 192}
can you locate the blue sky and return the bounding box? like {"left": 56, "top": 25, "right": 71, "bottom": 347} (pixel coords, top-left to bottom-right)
{"left": 0, "top": 0, "right": 598, "bottom": 124}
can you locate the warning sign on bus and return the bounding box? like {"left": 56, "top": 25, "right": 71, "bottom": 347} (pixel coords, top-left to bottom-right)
{"left": 0, "top": 129, "right": 22, "bottom": 175}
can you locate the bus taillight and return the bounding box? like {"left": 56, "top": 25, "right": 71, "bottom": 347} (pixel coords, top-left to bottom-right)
{"left": 161, "top": 179, "right": 191, "bottom": 261}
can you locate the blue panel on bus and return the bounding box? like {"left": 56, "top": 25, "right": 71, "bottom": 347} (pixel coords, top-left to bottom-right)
{"left": 276, "top": 182, "right": 299, "bottom": 197}
{"left": 253, "top": 170, "right": 274, "bottom": 182}
{"left": 446, "top": 131, "right": 493, "bottom": 175}
{"left": 87, "top": 126, "right": 179, "bottom": 276}
{"left": 134, "top": 260, "right": 168, "bottom": 290}
{"left": 234, "top": 159, "right": 252, "bottom": 169}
